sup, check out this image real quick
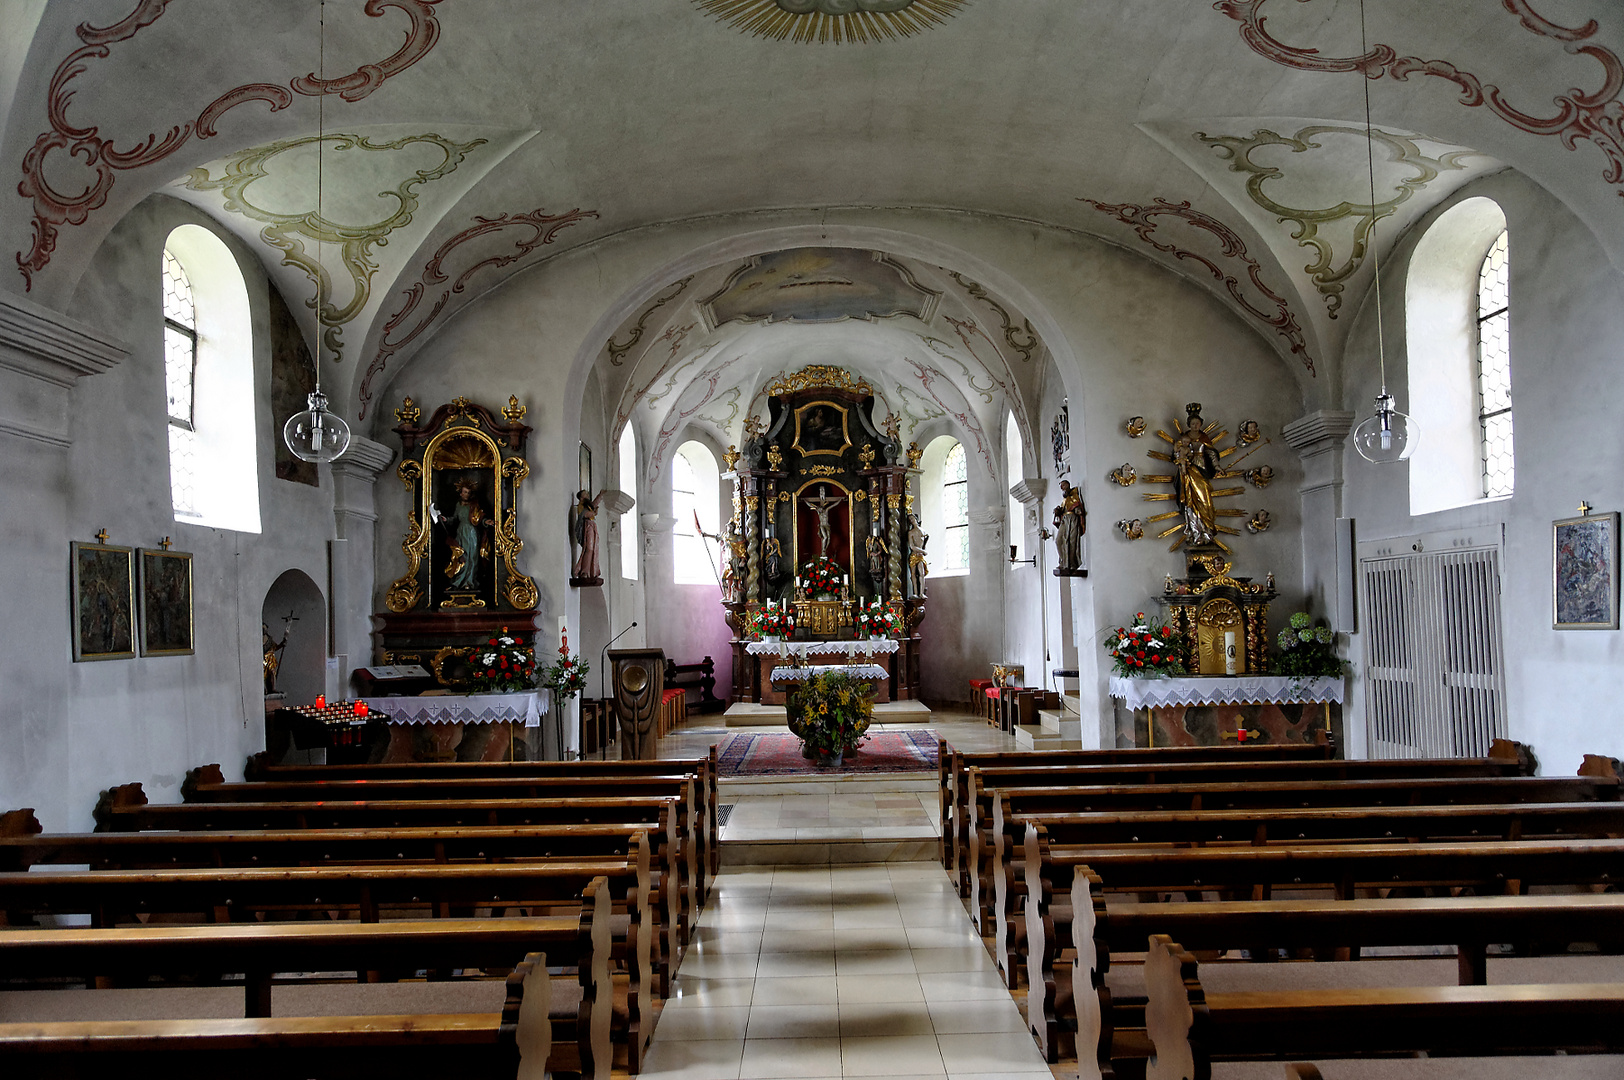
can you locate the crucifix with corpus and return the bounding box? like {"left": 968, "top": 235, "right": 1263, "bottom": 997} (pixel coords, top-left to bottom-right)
{"left": 801, "top": 485, "right": 845, "bottom": 559}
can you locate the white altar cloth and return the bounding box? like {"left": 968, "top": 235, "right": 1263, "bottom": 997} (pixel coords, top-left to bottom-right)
{"left": 769, "top": 663, "right": 891, "bottom": 683}
{"left": 746, "top": 638, "right": 898, "bottom": 659}
{"left": 361, "top": 690, "right": 549, "bottom": 729}
{"left": 1108, "top": 675, "right": 1344, "bottom": 711}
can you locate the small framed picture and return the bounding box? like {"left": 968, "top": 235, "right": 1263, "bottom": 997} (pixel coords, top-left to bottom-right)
{"left": 139, "top": 548, "right": 195, "bottom": 656}
{"left": 71, "top": 541, "right": 136, "bottom": 661}
{"left": 1553, "top": 512, "right": 1619, "bottom": 630}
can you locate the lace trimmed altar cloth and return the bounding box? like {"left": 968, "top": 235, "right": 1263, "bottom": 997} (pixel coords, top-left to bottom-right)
{"left": 745, "top": 638, "right": 898, "bottom": 659}
{"left": 1108, "top": 675, "right": 1344, "bottom": 711}
{"left": 769, "top": 663, "right": 890, "bottom": 683}
{"left": 360, "top": 690, "right": 549, "bottom": 729}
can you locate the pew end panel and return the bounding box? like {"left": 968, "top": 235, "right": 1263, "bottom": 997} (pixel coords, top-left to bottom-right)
{"left": 1143, "top": 935, "right": 1205, "bottom": 1080}
{"left": 92, "top": 783, "right": 147, "bottom": 831}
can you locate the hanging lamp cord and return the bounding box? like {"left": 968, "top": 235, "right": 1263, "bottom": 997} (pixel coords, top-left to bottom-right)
{"left": 314, "top": 0, "right": 326, "bottom": 396}
{"left": 1359, "top": 0, "right": 1389, "bottom": 398}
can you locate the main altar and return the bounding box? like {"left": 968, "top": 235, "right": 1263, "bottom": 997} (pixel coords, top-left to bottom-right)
{"left": 724, "top": 367, "right": 923, "bottom": 704}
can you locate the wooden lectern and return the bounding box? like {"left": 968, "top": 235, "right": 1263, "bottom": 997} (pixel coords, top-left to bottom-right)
{"left": 609, "top": 648, "right": 666, "bottom": 760}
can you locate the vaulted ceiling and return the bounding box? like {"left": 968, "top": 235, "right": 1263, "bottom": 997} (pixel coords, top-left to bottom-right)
{"left": 4, "top": 0, "right": 1620, "bottom": 423}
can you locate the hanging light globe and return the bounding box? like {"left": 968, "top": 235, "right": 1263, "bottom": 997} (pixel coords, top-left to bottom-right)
{"left": 284, "top": 389, "right": 351, "bottom": 463}
{"left": 1352, "top": 392, "right": 1417, "bottom": 463}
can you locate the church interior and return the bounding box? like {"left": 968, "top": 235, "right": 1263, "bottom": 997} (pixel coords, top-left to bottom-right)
{"left": 4, "top": 1, "right": 1624, "bottom": 1076}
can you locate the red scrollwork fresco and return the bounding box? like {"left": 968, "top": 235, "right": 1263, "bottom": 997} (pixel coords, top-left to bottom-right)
{"left": 16, "top": 0, "right": 445, "bottom": 289}
{"left": 1080, "top": 196, "right": 1316, "bottom": 376}
{"left": 1216, "top": 0, "right": 1624, "bottom": 199}
{"left": 358, "top": 206, "right": 601, "bottom": 418}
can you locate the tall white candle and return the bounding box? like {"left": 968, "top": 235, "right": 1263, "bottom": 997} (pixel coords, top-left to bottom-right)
{"left": 1223, "top": 630, "right": 1238, "bottom": 675}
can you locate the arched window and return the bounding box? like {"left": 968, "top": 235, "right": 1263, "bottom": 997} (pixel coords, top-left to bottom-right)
{"left": 942, "top": 442, "right": 969, "bottom": 571}
{"left": 1476, "top": 230, "right": 1513, "bottom": 498}
{"left": 1405, "top": 198, "right": 1509, "bottom": 515}
{"left": 672, "top": 441, "right": 721, "bottom": 585}
{"left": 161, "top": 249, "right": 199, "bottom": 518}
{"left": 1005, "top": 413, "right": 1024, "bottom": 562}
{"left": 161, "top": 225, "right": 259, "bottom": 532}
{"left": 619, "top": 423, "right": 639, "bottom": 581}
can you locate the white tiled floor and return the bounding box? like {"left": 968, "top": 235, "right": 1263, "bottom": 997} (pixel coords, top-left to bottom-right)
{"left": 644, "top": 862, "right": 1054, "bottom": 1079}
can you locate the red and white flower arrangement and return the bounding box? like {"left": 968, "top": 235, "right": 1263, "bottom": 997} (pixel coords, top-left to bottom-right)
{"left": 754, "top": 600, "right": 796, "bottom": 639}
{"left": 799, "top": 557, "right": 845, "bottom": 600}
{"left": 1104, "top": 612, "right": 1185, "bottom": 677}
{"left": 853, "top": 599, "right": 901, "bottom": 638}
{"left": 544, "top": 641, "right": 590, "bottom": 703}
{"left": 470, "top": 626, "right": 538, "bottom": 692}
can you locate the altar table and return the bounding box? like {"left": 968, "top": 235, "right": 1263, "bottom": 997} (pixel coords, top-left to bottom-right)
{"left": 733, "top": 637, "right": 918, "bottom": 705}
{"left": 1108, "top": 675, "right": 1344, "bottom": 749}
{"left": 359, "top": 691, "right": 551, "bottom": 762}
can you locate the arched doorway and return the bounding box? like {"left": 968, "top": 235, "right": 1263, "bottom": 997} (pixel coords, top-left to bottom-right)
{"left": 261, "top": 569, "right": 326, "bottom": 708}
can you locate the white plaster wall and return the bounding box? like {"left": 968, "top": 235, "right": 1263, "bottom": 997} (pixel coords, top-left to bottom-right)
{"left": 370, "top": 208, "right": 1310, "bottom": 741}
{"left": 1339, "top": 171, "right": 1624, "bottom": 776}
{"left": 0, "top": 195, "right": 337, "bottom": 830}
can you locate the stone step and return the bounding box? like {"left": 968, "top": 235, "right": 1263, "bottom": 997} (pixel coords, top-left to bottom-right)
{"left": 1038, "top": 709, "right": 1082, "bottom": 740}
{"left": 1014, "top": 724, "right": 1085, "bottom": 751}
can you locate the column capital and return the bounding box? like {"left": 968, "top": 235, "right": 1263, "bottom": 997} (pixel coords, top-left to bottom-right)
{"left": 1010, "top": 477, "right": 1048, "bottom": 505}
{"left": 330, "top": 434, "right": 395, "bottom": 480}
{"left": 1282, "top": 410, "right": 1355, "bottom": 457}
{"left": 599, "top": 489, "right": 636, "bottom": 518}
{"left": 0, "top": 292, "right": 126, "bottom": 389}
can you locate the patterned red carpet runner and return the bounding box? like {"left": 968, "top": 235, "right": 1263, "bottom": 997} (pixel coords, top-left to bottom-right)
{"left": 717, "top": 730, "right": 939, "bottom": 777}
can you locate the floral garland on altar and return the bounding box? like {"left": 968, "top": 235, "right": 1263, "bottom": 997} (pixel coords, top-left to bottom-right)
{"left": 1104, "top": 612, "right": 1185, "bottom": 678}
{"left": 799, "top": 556, "right": 844, "bottom": 600}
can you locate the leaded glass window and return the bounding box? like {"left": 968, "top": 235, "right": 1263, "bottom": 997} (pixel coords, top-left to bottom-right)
{"left": 943, "top": 442, "right": 968, "bottom": 571}
{"left": 162, "top": 248, "right": 199, "bottom": 517}
{"left": 1476, "top": 230, "right": 1513, "bottom": 498}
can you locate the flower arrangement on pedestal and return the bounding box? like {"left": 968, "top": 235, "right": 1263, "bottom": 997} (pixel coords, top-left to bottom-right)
{"left": 470, "top": 627, "right": 539, "bottom": 692}
{"left": 799, "top": 556, "right": 845, "bottom": 600}
{"left": 543, "top": 640, "right": 591, "bottom": 703}
{"left": 1272, "top": 612, "right": 1346, "bottom": 677}
{"left": 750, "top": 601, "right": 795, "bottom": 640}
{"left": 853, "top": 598, "right": 901, "bottom": 638}
{"left": 786, "top": 669, "right": 873, "bottom": 766}
{"left": 1104, "top": 612, "right": 1186, "bottom": 677}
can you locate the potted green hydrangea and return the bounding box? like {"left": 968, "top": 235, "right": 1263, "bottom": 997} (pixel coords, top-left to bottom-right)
{"left": 1272, "top": 612, "right": 1346, "bottom": 678}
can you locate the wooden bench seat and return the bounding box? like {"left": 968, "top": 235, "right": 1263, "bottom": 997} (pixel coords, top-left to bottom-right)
{"left": 182, "top": 766, "right": 713, "bottom": 903}
{"left": 0, "top": 812, "right": 681, "bottom": 999}
{"left": 0, "top": 952, "right": 556, "bottom": 1080}
{"left": 969, "top": 772, "right": 1618, "bottom": 935}
{"left": 92, "top": 787, "right": 697, "bottom": 956}
{"left": 938, "top": 741, "right": 1333, "bottom": 873}
{"left": 988, "top": 798, "right": 1624, "bottom": 985}
{"left": 0, "top": 854, "right": 656, "bottom": 1070}
{"left": 1030, "top": 879, "right": 1624, "bottom": 1065}
{"left": 1141, "top": 935, "right": 1624, "bottom": 1079}
{"left": 242, "top": 748, "right": 722, "bottom": 877}
{"left": 0, "top": 901, "right": 610, "bottom": 1077}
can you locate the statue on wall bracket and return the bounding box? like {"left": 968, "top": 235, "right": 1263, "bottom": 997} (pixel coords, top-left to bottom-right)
{"left": 385, "top": 396, "right": 538, "bottom": 613}
{"left": 1135, "top": 402, "right": 1270, "bottom": 553}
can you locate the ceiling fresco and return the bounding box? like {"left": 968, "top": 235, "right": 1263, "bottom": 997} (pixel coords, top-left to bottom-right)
{"left": 4, "top": 0, "right": 1623, "bottom": 423}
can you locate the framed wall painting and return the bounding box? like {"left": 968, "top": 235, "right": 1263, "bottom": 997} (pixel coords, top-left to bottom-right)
{"left": 70, "top": 541, "right": 136, "bottom": 661}
{"left": 139, "top": 548, "right": 195, "bottom": 656}
{"left": 1553, "top": 511, "right": 1619, "bottom": 630}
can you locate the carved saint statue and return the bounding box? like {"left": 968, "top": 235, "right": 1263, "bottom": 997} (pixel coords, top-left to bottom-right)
{"left": 906, "top": 512, "right": 929, "bottom": 598}
{"left": 1052, "top": 478, "right": 1086, "bottom": 569}
{"left": 570, "top": 489, "right": 605, "bottom": 581}
{"left": 865, "top": 531, "right": 889, "bottom": 591}
{"left": 721, "top": 533, "right": 747, "bottom": 603}
{"left": 764, "top": 536, "right": 785, "bottom": 585}
{"left": 432, "top": 477, "right": 492, "bottom": 592}
{"left": 802, "top": 485, "right": 844, "bottom": 558}
{"left": 1173, "top": 403, "right": 1221, "bottom": 546}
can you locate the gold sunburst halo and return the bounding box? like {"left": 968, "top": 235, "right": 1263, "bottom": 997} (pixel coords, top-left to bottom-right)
{"left": 694, "top": 0, "right": 969, "bottom": 44}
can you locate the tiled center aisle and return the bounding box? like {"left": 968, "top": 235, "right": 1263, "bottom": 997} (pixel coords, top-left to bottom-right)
{"left": 641, "top": 861, "right": 1055, "bottom": 1079}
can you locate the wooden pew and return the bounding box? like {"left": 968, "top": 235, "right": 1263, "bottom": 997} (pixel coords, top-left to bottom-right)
{"left": 1031, "top": 870, "right": 1624, "bottom": 1066}
{"left": 0, "top": 856, "right": 655, "bottom": 1071}
{"left": 938, "top": 740, "right": 1333, "bottom": 877}
{"left": 989, "top": 797, "right": 1624, "bottom": 985}
{"left": 0, "top": 896, "right": 611, "bottom": 1079}
{"left": 185, "top": 765, "right": 713, "bottom": 905}
{"left": 1141, "top": 935, "right": 1624, "bottom": 1079}
{"left": 0, "top": 812, "right": 681, "bottom": 999}
{"left": 93, "top": 785, "right": 698, "bottom": 956}
{"left": 244, "top": 747, "right": 723, "bottom": 878}
{"left": 0, "top": 951, "right": 557, "bottom": 1080}
{"left": 970, "top": 771, "right": 1617, "bottom": 938}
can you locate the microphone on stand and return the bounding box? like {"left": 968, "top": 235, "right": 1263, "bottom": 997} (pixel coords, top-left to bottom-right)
{"left": 601, "top": 621, "right": 639, "bottom": 703}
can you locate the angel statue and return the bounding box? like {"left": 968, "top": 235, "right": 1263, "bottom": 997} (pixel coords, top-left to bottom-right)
{"left": 570, "top": 489, "right": 605, "bottom": 582}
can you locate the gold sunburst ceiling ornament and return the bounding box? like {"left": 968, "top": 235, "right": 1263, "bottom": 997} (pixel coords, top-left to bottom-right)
{"left": 694, "top": 0, "right": 968, "bottom": 44}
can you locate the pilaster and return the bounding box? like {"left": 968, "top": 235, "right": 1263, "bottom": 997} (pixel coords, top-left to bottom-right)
{"left": 328, "top": 435, "right": 396, "bottom": 682}
{"left": 1282, "top": 410, "right": 1355, "bottom": 612}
